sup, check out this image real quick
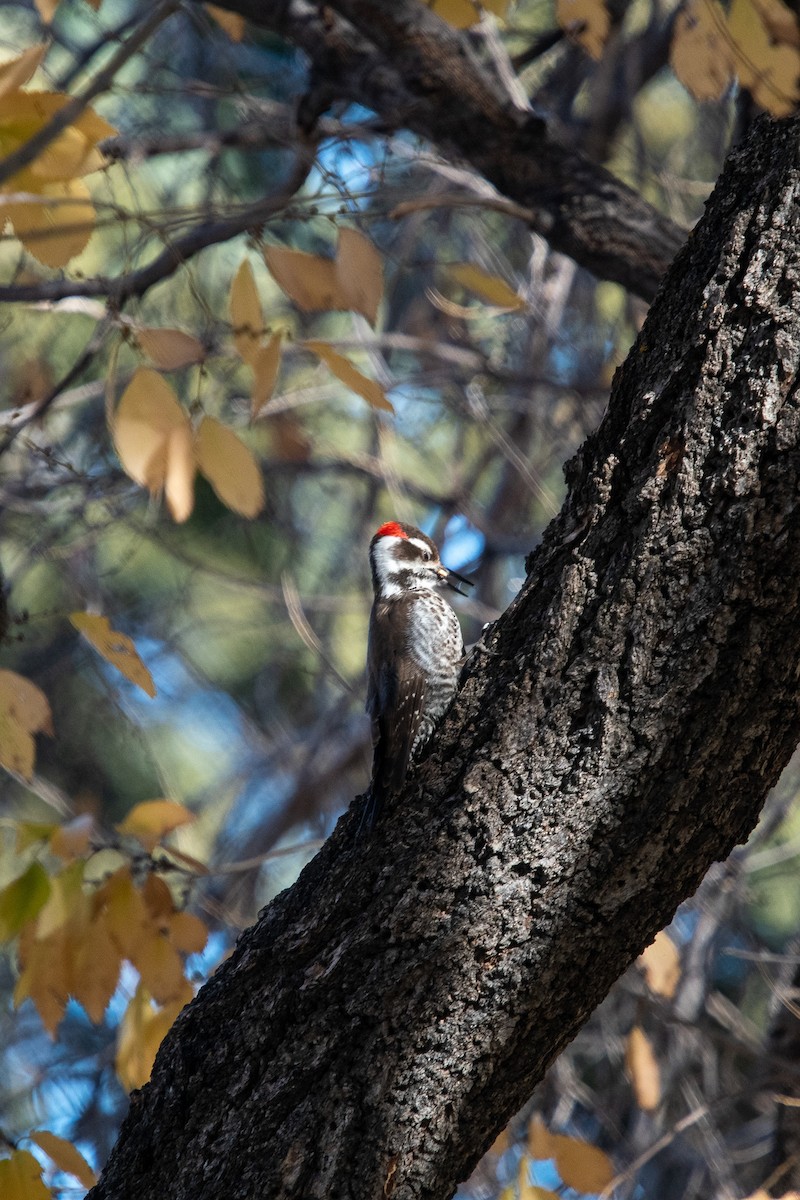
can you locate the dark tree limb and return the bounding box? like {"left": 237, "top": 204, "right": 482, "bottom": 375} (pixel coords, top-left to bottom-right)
{"left": 201, "top": 0, "right": 686, "bottom": 300}
{"left": 87, "top": 113, "right": 800, "bottom": 1200}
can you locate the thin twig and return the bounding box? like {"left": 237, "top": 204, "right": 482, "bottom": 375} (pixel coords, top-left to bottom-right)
{"left": 389, "top": 193, "right": 535, "bottom": 224}
{"left": 0, "top": 157, "right": 312, "bottom": 305}
{"left": 281, "top": 571, "right": 355, "bottom": 695}
{"left": 0, "top": 316, "right": 113, "bottom": 457}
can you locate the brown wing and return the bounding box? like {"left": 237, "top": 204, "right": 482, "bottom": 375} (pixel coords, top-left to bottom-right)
{"left": 367, "top": 599, "right": 427, "bottom": 814}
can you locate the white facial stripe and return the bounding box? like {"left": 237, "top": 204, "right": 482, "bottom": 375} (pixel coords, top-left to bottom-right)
{"left": 371, "top": 535, "right": 406, "bottom": 594}
{"left": 408, "top": 537, "right": 434, "bottom": 559}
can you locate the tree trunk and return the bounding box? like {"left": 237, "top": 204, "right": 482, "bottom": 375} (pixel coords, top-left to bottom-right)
{"left": 88, "top": 113, "right": 800, "bottom": 1200}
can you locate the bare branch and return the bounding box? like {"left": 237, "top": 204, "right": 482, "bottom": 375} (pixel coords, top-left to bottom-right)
{"left": 198, "top": 0, "right": 686, "bottom": 299}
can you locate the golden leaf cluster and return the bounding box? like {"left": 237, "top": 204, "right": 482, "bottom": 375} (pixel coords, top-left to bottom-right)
{"left": 112, "top": 368, "right": 265, "bottom": 523}
{"left": 0, "top": 1136, "right": 96, "bottom": 1200}
{"left": 260, "top": 229, "right": 395, "bottom": 413}
{"left": 0, "top": 669, "right": 53, "bottom": 781}
{"left": 0, "top": 45, "right": 115, "bottom": 266}
{"left": 0, "top": 1139, "right": 98, "bottom": 1200}
{"left": 265, "top": 228, "right": 383, "bottom": 325}
{"left": 0, "top": 801, "right": 206, "bottom": 1094}
{"left": 670, "top": 0, "right": 800, "bottom": 114}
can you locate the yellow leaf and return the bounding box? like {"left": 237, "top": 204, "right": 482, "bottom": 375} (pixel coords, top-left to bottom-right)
{"left": 1, "top": 175, "right": 95, "bottom": 268}
{"left": 137, "top": 328, "right": 205, "bottom": 370}
{"left": 751, "top": 0, "right": 800, "bottom": 46}
{"left": 116, "top": 799, "right": 195, "bottom": 851}
{"left": 638, "top": 929, "right": 680, "bottom": 998}
{"left": 335, "top": 228, "right": 383, "bottom": 326}
{"left": 305, "top": 341, "right": 394, "bottom": 413}
{"left": 427, "top": 0, "right": 483, "bottom": 28}
{"left": 33, "top": 0, "right": 61, "bottom": 21}
{"left": 140, "top": 873, "right": 174, "bottom": 922}
{"left": 670, "top": 0, "right": 734, "bottom": 101}
{"left": 15, "top": 821, "right": 56, "bottom": 852}
{"left": 74, "top": 908, "right": 122, "bottom": 1022}
{"left": 70, "top": 611, "right": 156, "bottom": 698}
{"left": 29, "top": 1132, "right": 97, "bottom": 1189}
{"left": 35, "top": 861, "right": 84, "bottom": 940}
{"left": 206, "top": 3, "right": 246, "bottom": 39}
{"left": 230, "top": 259, "right": 264, "bottom": 366}
{"left": 165, "top": 421, "right": 197, "bottom": 523}
{"left": 550, "top": 1133, "right": 614, "bottom": 1193}
{"left": 15, "top": 915, "right": 74, "bottom": 1035}
{"left": 0, "top": 45, "right": 47, "bottom": 100}
{"left": 446, "top": 263, "right": 525, "bottom": 311}
{"left": 195, "top": 416, "right": 265, "bottom": 518}
{"left": 556, "top": 0, "right": 610, "bottom": 59}
{"left": 728, "top": 0, "right": 800, "bottom": 114}
{"left": 100, "top": 866, "right": 149, "bottom": 959}
{"left": 490, "top": 1129, "right": 510, "bottom": 1154}
{"left": 168, "top": 910, "right": 208, "bottom": 955}
{"left": 49, "top": 813, "right": 95, "bottom": 860}
{"left": 113, "top": 368, "right": 196, "bottom": 520}
{"left": 0, "top": 1150, "right": 50, "bottom": 1200}
{"left": 116, "top": 981, "right": 192, "bottom": 1090}
{"left": 625, "top": 1026, "right": 661, "bottom": 1112}
{"left": 251, "top": 333, "right": 283, "bottom": 418}
{"left": 0, "top": 669, "right": 52, "bottom": 780}
{"left": 0, "top": 92, "right": 115, "bottom": 183}
{"left": 132, "top": 932, "right": 186, "bottom": 1004}
{"left": 0, "top": 862, "right": 50, "bottom": 941}
{"left": 114, "top": 367, "right": 189, "bottom": 488}
{"left": 265, "top": 244, "right": 340, "bottom": 313}
{"left": 528, "top": 1116, "right": 553, "bottom": 1160}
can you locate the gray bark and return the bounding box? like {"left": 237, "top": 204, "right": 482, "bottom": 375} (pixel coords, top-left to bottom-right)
{"left": 88, "top": 114, "right": 800, "bottom": 1200}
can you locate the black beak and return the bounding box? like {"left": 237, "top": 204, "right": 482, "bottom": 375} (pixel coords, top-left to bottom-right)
{"left": 437, "top": 566, "right": 474, "bottom": 596}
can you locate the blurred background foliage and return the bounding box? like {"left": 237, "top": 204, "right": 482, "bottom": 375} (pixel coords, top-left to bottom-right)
{"left": 0, "top": 0, "right": 799, "bottom": 1196}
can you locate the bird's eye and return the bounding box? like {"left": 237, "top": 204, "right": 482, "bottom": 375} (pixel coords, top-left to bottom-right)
{"left": 422, "top": 550, "right": 431, "bottom": 561}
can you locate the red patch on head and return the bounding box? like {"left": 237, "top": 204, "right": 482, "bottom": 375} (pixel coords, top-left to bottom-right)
{"left": 374, "top": 521, "right": 408, "bottom": 540}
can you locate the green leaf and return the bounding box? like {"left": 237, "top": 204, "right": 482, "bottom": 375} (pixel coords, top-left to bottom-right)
{"left": 0, "top": 868, "right": 50, "bottom": 940}
{"left": 0, "top": 862, "right": 51, "bottom": 941}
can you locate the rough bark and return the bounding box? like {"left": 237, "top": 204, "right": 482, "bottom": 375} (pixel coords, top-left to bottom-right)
{"left": 87, "top": 112, "right": 800, "bottom": 1200}
{"left": 201, "top": 0, "right": 685, "bottom": 301}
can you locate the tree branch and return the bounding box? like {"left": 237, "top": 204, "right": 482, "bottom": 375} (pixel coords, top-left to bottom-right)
{"left": 0, "top": 157, "right": 312, "bottom": 306}
{"left": 198, "top": 0, "right": 686, "bottom": 300}
{"left": 87, "top": 113, "right": 800, "bottom": 1200}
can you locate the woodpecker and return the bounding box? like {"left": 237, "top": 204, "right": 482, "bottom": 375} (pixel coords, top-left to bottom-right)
{"left": 365, "top": 520, "right": 472, "bottom": 827}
